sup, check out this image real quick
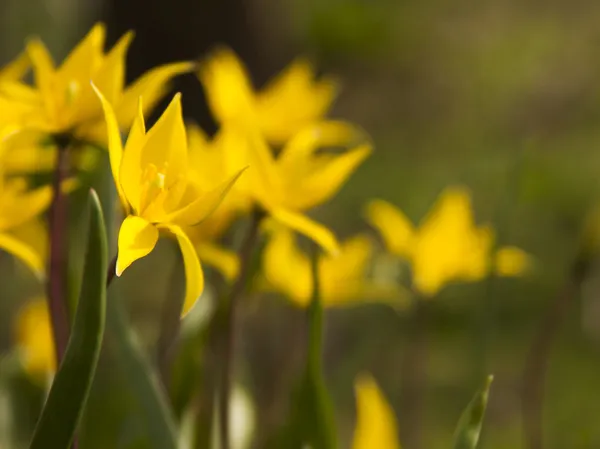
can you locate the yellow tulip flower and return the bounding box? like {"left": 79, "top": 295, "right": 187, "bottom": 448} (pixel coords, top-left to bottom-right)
{"left": 95, "top": 87, "right": 245, "bottom": 316}
{"left": 261, "top": 224, "right": 401, "bottom": 307}
{"left": 231, "top": 121, "right": 370, "bottom": 254}
{"left": 14, "top": 298, "right": 55, "bottom": 383}
{"left": 0, "top": 176, "right": 54, "bottom": 276}
{"left": 185, "top": 123, "right": 252, "bottom": 280}
{"left": 366, "top": 186, "right": 531, "bottom": 296}
{"left": 199, "top": 47, "right": 338, "bottom": 145}
{"left": 352, "top": 374, "right": 401, "bottom": 449}
{"left": 0, "top": 23, "right": 192, "bottom": 144}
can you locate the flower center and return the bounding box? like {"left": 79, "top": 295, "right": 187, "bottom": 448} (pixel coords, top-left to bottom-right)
{"left": 139, "top": 163, "right": 168, "bottom": 215}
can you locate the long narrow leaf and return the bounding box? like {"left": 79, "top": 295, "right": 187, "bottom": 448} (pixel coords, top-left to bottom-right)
{"left": 452, "top": 375, "right": 494, "bottom": 449}
{"left": 29, "top": 189, "right": 108, "bottom": 449}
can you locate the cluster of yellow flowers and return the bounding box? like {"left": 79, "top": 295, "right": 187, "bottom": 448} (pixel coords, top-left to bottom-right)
{"left": 0, "top": 22, "right": 530, "bottom": 448}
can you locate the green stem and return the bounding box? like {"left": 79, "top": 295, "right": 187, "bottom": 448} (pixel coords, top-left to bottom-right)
{"left": 47, "top": 142, "right": 71, "bottom": 365}
{"left": 521, "top": 258, "right": 588, "bottom": 449}
{"left": 157, "top": 252, "right": 185, "bottom": 389}
{"left": 217, "top": 209, "right": 263, "bottom": 449}
{"left": 399, "top": 297, "right": 428, "bottom": 449}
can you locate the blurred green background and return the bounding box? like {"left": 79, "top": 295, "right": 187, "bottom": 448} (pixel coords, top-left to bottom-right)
{"left": 3, "top": 0, "right": 600, "bottom": 448}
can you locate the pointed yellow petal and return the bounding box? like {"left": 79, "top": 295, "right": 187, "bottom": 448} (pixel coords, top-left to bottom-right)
{"left": 59, "top": 23, "right": 106, "bottom": 79}
{"left": 9, "top": 218, "right": 48, "bottom": 270}
{"left": 76, "top": 29, "right": 133, "bottom": 124}
{"left": 262, "top": 224, "right": 312, "bottom": 305}
{"left": 0, "top": 51, "right": 30, "bottom": 81}
{"left": 160, "top": 224, "right": 204, "bottom": 317}
{"left": 140, "top": 93, "right": 187, "bottom": 186}
{"left": 116, "top": 215, "right": 159, "bottom": 276}
{"left": 365, "top": 199, "right": 415, "bottom": 258}
{"left": 91, "top": 30, "right": 134, "bottom": 103}
{"left": 289, "top": 143, "right": 371, "bottom": 210}
{"left": 495, "top": 246, "right": 532, "bottom": 277}
{"left": 270, "top": 208, "right": 339, "bottom": 255}
{"left": 256, "top": 58, "right": 338, "bottom": 143}
{"left": 278, "top": 121, "right": 360, "bottom": 165}
{"left": 14, "top": 299, "right": 56, "bottom": 380}
{"left": 198, "top": 47, "right": 256, "bottom": 124}
{"left": 352, "top": 374, "right": 401, "bottom": 449}
{"left": 117, "top": 61, "right": 194, "bottom": 127}
{"left": 195, "top": 241, "right": 239, "bottom": 281}
{"left": 0, "top": 183, "right": 52, "bottom": 230}
{"left": 92, "top": 83, "right": 129, "bottom": 211}
{"left": 25, "top": 38, "right": 55, "bottom": 95}
{"left": 120, "top": 98, "right": 146, "bottom": 212}
{"left": 168, "top": 167, "right": 247, "bottom": 226}
{"left": 0, "top": 231, "right": 45, "bottom": 277}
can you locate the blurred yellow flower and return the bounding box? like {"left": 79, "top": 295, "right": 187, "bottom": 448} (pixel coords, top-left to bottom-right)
{"left": 0, "top": 130, "right": 99, "bottom": 175}
{"left": 0, "top": 23, "right": 192, "bottom": 144}
{"left": 95, "top": 87, "right": 245, "bottom": 316}
{"left": 230, "top": 121, "right": 370, "bottom": 254}
{"left": 261, "top": 224, "right": 401, "bottom": 307}
{"left": 199, "top": 47, "right": 338, "bottom": 145}
{"left": 185, "top": 123, "right": 252, "bottom": 281}
{"left": 366, "top": 186, "right": 531, "bottom": 296}
{"left": 352, "top": 374, "right": 401, "bottom": 449}
{"left": 0, "top": 177, "right": 53, "bottom": 276}
{"left": 14, "top": 298, "right": 55, "bottom": 382}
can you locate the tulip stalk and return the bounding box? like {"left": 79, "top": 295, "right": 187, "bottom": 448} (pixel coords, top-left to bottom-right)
{"left": 217, "top": 209, "right": 264, "bottom": 449}
{"left": 47, "top": 140, "right": 72, "bottom": 366}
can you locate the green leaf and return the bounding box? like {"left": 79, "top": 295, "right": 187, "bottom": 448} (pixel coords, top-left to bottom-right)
{"left": 266, "top": 246, "right": 338, "bottom": 449}
{"left": 29, "top": 189, "right": 108, "bottom": 449}
{"left": 452, "top": 375, "right": 494, "bottom": 449}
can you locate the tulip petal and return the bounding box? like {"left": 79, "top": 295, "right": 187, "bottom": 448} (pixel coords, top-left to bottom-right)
{"left": 160, "top": 224, "right": 204, "bottom": 317}
{"left": 117, "top": 61, "right": 194, "bottom": 127}
{"left": 365, "top": 199, "right": 415, "bottom": 258}
{"left": 59, "top": 23, "right": 105, "bottom": 81}
{"left": 116, "top": 215, "right": 158, "bottom": 276}
{"left": 289, "top": 143, "right": 372, "bottom": 210}
{"left": 120, "top": 98, "right": 146, "bottom": 212}
{"left": 0, "top": 182, "right": 52, "bottom": 230}
{"left": 0, "top": 51, "right": 30, "bottom": 82}
{"left": 352, "top": 374, "right": 401, "bottom": 449}
{"left": 262, "top": 224, "right": 312, "bottom": 305}
{"left": 168, "top": 167, "right": 247, "bottom": 226}
{"left": 495, "top": 246, "right": 532, "bottom": 277}
{"left": 279, "top": 121, "right": 359, "bottom": 165}
{"left": 256, "top": 59, "right": 338, "bottom": 144}
{"left": 93, "top": 84, "right": 129, "bottom": 212}
{"left": 195, "top": 241, "right": 239, "bottom": 281}
{"left": 0, "top": 231, "right": 44, "bottom": 277}
{"left": 91, "top": 30, "right": 133, "bottom": 103}
{"left": 139, "top": 93, "right": 187, "bottom": 186}
{"left": 198, "top": 47, "right": 256, "bottom": 124}
{"left": 270, "top": 208, "right": 339, "bottom": 255}
{"left": 25, "top": 38, "right": 55, "bottom": 96}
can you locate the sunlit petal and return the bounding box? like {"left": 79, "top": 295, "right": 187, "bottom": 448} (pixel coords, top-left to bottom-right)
{"left": 0, "top": 231, "right": 45, "bottom": 277}
{"left": 160, "top": 224, "right": 204, "bottom": 317}
{"left": 365, "top": 199, "right": 415, "bottom": 258}
{"left": 270, "top": 208, "right": 339, "bottom": 255}
{"left": 495, "top": 246, "right": 532, "bottom": 277}
{"left": 116, "top": 215, "right": 159, "bottom": 276}
{"left": 352, "top": 374, "right": 401, "bottom": 449}
{"left": 168, "top": 167, "right": 247, "bottom": 226}
{"left": 93, "top": 83, "right": 129, "bottom": 211}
